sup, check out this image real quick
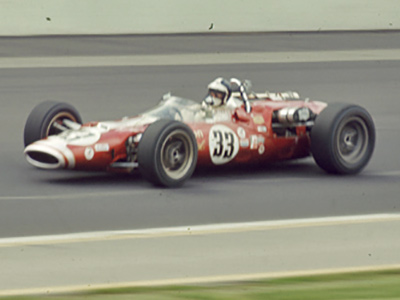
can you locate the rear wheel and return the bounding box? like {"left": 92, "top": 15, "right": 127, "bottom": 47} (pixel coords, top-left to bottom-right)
{"left": 311, "top": 103, "right": 375, "bottom": 174}
{"left": 24, "top": 101, "right": 82, "bottom": 147}
{"left": 137, "top": 119, "right": 198, "bottom": 187}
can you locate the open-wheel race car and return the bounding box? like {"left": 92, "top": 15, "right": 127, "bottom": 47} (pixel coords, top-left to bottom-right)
{"left": 23, "top": 78, "right": 375, "bottom": 187}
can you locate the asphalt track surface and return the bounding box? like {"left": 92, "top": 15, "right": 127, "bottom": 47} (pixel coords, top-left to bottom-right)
{"left": 1, "top": 32, "right": 400, "bottom": 238}
{"left": 1, "top": 31, "right": 400, "bottom": 294}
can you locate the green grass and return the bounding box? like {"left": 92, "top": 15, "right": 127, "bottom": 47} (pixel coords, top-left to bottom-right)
{"left": 3, "top": 269, "right": 400, "bottom": 300}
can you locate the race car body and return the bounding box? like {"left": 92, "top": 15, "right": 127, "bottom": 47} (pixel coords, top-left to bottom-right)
{"left": 24, "top": 79, "right": 375, "bottom": 187}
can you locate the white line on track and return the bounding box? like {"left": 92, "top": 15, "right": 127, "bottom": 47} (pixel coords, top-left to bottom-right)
{"left": 1, "top": 49, "right": 400, "bottom": 69}
{"left": 1, "top": 213, "right": 399, "bottom": 247}
{"left": 0, "top": 190, "right": 148, "bottom": 201}
{"left": 369, "top": 170, "right": 400, "bottom": 176}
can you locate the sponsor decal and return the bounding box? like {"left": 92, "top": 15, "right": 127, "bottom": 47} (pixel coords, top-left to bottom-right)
{"left": 252, "top": 114, "right": 265, "bottom": 125}
{"left": 240, "top": 139, "right": 250, "bottom": 148}
{"left": 250, "top": 135, "right": 266, "bottom": 153}
{"left": 194, "top": 129, "right": 204, "bottom": 140}
{"left": 257, "top": 126, "right": 267, "bottom": 133}
{"left": 258, "top": 144, "right": 265, "bottom": 155}
{"left": 195, "top": 130, "right": 206, "bottom": 150}
{"left": 209, "top": 125, "right": 239, "bottom": 165}
{"left": 197, "top": 140, "right": 206, "bottom": 151}
{"left": 237, "top": 127, "right": 246, "bottom": 139}
{"left": 95, "top": 143, "right": 110, "bottom": 152}
{"left": 84, "top": 147, "right": 95, "bottom": 160}
{"left": 250, "top": 135, "right": 258, "bottom": 150}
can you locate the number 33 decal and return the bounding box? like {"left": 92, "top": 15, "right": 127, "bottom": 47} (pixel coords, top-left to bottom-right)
{"left": 209, "top": 125, "right": 239, "bottom": 165}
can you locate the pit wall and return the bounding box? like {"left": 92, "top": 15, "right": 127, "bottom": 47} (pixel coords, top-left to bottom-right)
{"left": 0, "top": 0, "right": 399, "bottom": 36}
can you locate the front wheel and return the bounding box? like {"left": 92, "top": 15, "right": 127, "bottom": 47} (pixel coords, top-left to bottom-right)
{"left": 137, "top": 119, "right": 198, "bottom": 187}
{"left": 311, "top": 103, "right": 375, "bottom": 174}
{"left": 24, "top": 101, "right": 82, "bottom": 147}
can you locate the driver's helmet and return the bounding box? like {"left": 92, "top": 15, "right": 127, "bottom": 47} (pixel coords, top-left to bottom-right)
{"left": 203, "top": 77, "right": 232, "bottom": 107}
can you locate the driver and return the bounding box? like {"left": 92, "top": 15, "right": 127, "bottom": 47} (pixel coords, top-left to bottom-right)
{"left": 203, "top": 77, "right": 234, "bottom": 108}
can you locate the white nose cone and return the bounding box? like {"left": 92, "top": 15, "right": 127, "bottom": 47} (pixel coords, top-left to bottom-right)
{"left": 24, "top": 138, "right": 75, "bottom": 169}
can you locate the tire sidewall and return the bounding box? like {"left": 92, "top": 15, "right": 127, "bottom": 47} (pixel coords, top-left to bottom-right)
{"left": 331, "top": 107, "right": 375, "bottom": 173}
{"left": 24, "top": 101, "right": 82, "bottom": 147}
{"left": 311, "top": 103, "right": 375, "bottom": 174}
{"left": 138, "top": 119, "right": 198, "bottom": 187}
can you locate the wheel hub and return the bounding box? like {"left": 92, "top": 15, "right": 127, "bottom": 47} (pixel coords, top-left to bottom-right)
{"left": 337, "top": 116, "right": 368, "bottom": 164}
{"left": 342, "top": 129, "right": 358, "bottom": 152}
{"left": 166, "top": 141, "right": 185, "bottom": 169}
{"left": 158, "top": 129, "right": 195, "bottom": 181}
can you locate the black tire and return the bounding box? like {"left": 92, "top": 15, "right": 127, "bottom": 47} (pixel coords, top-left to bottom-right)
{"left": 24, "top": 101, "right": 82, "bottom": 147}
{"left": 311, "top": 103, "right": 375, "bottom": 174}
{"left": 137, "top": 119, "right": 198, "bottom": 187}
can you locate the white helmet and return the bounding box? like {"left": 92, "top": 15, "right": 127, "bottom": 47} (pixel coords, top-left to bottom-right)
{"left": 204, "top": 77, "right": 232, "bottom": 107}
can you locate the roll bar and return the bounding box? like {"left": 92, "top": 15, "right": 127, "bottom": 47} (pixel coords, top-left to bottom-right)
{"left": 230, "top": 78, "right": 251, "bottom": 113}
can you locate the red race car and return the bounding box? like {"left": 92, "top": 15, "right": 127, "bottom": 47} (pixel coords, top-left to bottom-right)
{"left": 23, "top": 78, "right": 375, "bottom": 187}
